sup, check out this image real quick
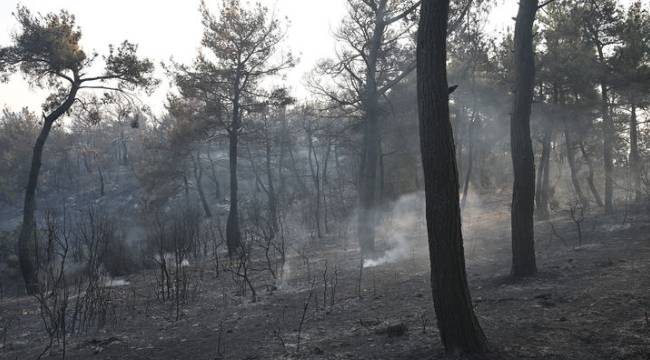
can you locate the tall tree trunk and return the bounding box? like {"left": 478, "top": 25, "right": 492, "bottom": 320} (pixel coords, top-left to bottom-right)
{"left": 535, "top": 118, "right": 553, "bottom": 219}
{"left": 416, "top": 0, "right": 487, "bottom": 354}
{"left": 357, "top": 2, "right": 387, "bottom": 255}
{"left": 510, "top": 0, "right": 538, "bottom": 278}
{"left": 629, "top": 103, "right": 641, "bottom": 202}
{"left": 579, "top": 141, "right": 604, "bottom": 207}
{"left": 599, "top": 78, "right": 614, "bottom": 213}
{"left": 226, "top": 83, "right": 242, "bottom": 256}
{"left": 18, "top": 83, "right": 80, "bottom": 294}
{"left": 306, "top": 125, "right": 322, "bottom": 239}
{"left": 563, "top": 119, "right": 589, "bottom": 209}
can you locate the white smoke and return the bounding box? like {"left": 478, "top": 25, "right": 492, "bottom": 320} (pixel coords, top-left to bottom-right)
{"left": 363, "top": 192, "right": 426, "bottom": 268}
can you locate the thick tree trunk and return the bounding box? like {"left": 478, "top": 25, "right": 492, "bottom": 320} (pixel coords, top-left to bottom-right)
{"left": 18, "top": 83, "right": 79, "bottom": 294}
{"left": 357, "top": 3, "right": 387, "bottom": 255}
{"left": 510, "top": 0, "right": 538, "bottom": 278}
{"left": 563, "top": 119, "right": 589, "bottom": 209}
{"left": 629, "top": 103, "right": 641, "bottom": 202}
{"left": 416, "top": 0, "right": 487, "bottom": 354}
{"left": 358, "top": 86, "right": 381, "bottom": 254}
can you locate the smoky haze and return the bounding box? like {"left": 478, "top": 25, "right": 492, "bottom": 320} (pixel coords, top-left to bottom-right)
{"left": 0, "top": 0, "right": 649, "bottom": 359}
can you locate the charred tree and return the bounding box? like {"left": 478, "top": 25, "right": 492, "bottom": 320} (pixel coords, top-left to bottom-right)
{"left": 416, "top": 0, "right": 487, "bottom": 354}
{"left": 1, "top": 8, "right": 156, "bottom": 293}
{"left": 19, "top": 86, "right": 79, "bottom": 293}
{"left": 510, "top": 0, "right": 539, "bottom": 278}
{"left": 226, "top": 97, "right": 242, "bottom": 255}
{"left": 600, "top": 80, "right": 615, "bottom": 213}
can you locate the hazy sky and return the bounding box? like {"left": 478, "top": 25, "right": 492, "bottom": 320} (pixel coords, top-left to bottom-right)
{"left": 0, "top": 0, "right": 520, "bottom": 114}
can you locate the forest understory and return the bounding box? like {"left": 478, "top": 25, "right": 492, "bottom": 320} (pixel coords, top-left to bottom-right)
{"left": 1, "top": 202, "right": 648, "bottom": 360}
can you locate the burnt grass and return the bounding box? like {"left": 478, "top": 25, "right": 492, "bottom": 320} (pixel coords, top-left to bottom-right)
{"left": 1, "top": 204, "right": 649, "bottom": 360}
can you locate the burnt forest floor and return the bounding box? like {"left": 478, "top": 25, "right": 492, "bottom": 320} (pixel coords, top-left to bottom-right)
{"left": 1, "top": 202, "right": 649, "bottom": 360}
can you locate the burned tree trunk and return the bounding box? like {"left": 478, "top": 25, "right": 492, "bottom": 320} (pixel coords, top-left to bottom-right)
{"left": 357, "top": 74, "right": 381, "bottom": 255}
{"left": 510, "top": 0, "right": 538, "bottom": 278}
{"left": 226, "top": 82, "right": 243, "bottom": 256}
{"left": 416, "top": 0, "right": 487, "bottom": 354}
{"left": 18, "top": 84, "right": 80, "bottom": 294}
{"left": 600, "top": 79, "right": 615, "bottom": 213}
{"left": 357, "top": 1, "right": 388, "bottom": 255}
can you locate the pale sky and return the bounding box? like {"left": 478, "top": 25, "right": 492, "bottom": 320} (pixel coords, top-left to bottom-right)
{"left": 0, "top": 1, "right": 520, "bottom": 114}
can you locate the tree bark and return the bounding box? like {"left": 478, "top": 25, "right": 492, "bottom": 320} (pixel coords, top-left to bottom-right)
{"left": 18, "top": 82, "right": 80, "bottom": 294}
{"left": 510, "top": 0, "right": 538, "bottom": 278}
{"left": 417, "top": 0, "right": 487, "bottom": 354}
